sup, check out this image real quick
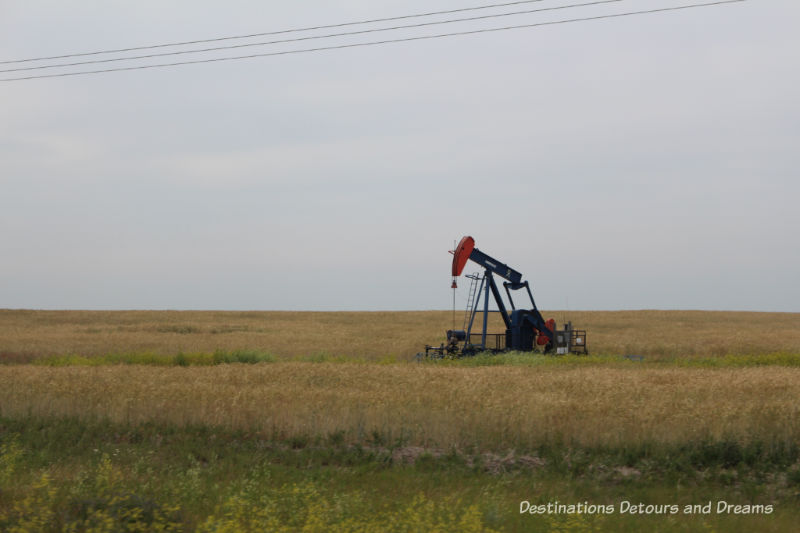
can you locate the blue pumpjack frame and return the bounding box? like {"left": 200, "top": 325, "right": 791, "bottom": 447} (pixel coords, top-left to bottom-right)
{"left": 463, "top": 246, "right": 553, "bottom": 351}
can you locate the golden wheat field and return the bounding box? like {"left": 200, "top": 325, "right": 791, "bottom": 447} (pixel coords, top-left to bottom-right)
{"left": 1, "top": 309, "right": 799, "bottom": 451}
{"left": 1, "top": 363, "right": 798, "bottom": 451}
{"left": 1, "top": 309, "right": 798, "bottom": 361}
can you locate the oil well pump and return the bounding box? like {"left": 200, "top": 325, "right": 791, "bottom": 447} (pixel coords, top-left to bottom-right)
{"left": 421, "top": 236, "right": 587, "bottom": 358}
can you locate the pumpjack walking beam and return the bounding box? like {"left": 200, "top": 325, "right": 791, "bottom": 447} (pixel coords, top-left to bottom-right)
{"left": 451, "top": 236, "right": 553, "bottom": 348}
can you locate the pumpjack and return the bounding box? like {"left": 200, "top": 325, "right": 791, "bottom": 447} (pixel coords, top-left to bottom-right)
{"left": 422, "top": 236, "right": 587, "bottom": 358}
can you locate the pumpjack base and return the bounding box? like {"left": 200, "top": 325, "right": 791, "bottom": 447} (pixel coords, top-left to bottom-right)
{"left": 417, "top": 323, "right": 588, "bottom": 360}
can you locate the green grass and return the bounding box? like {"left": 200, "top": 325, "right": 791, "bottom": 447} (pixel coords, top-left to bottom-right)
{"left": 6, "top": 349, "right": 799, "bottom": 369}
{"left": 2, "top": 417, "right": 798, "bottom": 532}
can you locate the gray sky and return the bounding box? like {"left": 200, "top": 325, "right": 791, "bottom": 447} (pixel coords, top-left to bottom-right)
{"left": 1, "top": 0, "right": 798, "bottom": 312}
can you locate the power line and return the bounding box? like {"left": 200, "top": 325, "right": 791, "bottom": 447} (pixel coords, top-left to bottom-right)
{"left": 0, "top": 0, "right": 551, "bottom": 65}
{"left": 0, "top": 0, "right": 746, "bottom": 83}
{"left": 1, "top": 0, "right": 625, "bottom": 74}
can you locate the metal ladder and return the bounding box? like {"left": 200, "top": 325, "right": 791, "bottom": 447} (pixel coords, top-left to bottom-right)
{"left": 462, "top": 273, "right": 482, "bottom": 330}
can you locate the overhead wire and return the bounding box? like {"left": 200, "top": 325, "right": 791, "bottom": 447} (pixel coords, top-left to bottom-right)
{"left": 1, "top": 0, "right": 626, "bottom": 74}
{"left": 0, "top": 0, "right": 554, "bottom": 65}
{"left": 0, "top": 0, "right": 746, "bottom": 83}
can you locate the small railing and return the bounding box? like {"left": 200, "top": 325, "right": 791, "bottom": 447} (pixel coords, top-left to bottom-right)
{"left": 570, "top": 329, "right": 588, "bottom": 355}
{"left": 467, "top": 333, "right": 505, "bottom": 351}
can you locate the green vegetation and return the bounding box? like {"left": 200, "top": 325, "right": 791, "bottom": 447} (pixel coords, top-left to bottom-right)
{"left": 1, "top": 418, "right": 798, "bottom": 532}
{"left": 2, "top": 349, "right": 799, "bottom": 369}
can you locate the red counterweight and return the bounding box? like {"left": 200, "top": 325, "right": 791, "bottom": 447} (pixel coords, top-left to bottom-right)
{"left": 451, "top": 236, "right": 475, "bottom": 278}
{"left": 537, "top": 318, "right": 556, "bottom": 345}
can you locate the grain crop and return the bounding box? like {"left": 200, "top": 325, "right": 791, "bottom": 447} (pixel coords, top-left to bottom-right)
{"left": 1, "top": 309, "right": 798, "bottom": 361}
{"left": 2, "top": 364, "right": 798, "bottom": 450}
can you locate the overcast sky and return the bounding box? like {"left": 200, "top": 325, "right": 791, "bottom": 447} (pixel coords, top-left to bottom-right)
{"left": 1, "top": 0, "right": 798, "bottom": 312}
